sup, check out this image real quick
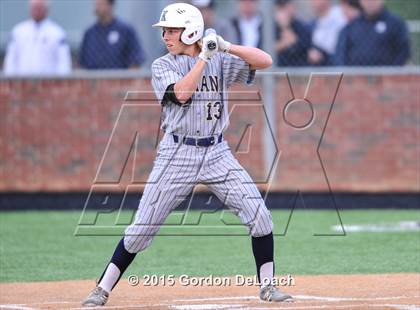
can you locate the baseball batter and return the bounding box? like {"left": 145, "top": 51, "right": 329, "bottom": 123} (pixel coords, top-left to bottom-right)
{"left": 83, "top": 2, "right": 292, "bottom": 306}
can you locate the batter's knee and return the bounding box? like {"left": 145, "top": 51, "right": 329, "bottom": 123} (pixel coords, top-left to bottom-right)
{"left": 123, "top": 225, "right": 159, "bottom": 253}
{"left": 250, "top": 207, "right": 273, "bottom": 237}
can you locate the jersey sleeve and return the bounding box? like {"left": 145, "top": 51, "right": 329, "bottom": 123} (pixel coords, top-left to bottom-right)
{"left": 151, "top": 58, "right": 183, "bottom": 105}
{"left": 222, "top": 53, "right": 256, "bottom": 89}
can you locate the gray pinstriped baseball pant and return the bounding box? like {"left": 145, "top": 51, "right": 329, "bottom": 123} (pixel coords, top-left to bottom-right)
{"left": 124, "top": 133, "right": 273, "bottom": 253}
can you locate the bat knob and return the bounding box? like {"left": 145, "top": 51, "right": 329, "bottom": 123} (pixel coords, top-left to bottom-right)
{"left": 207, "top": 41, "right": 217, "bottom": 50}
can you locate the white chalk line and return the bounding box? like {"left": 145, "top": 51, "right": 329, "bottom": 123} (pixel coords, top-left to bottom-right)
{"left": 379, "top": 305, "right": 420, "bottom": 310}
{"left": 174, "top": 296, "right": 258, "bottom": 302}
{"left": 17, "top": 301, "right": 75, "bottom": 305}
{"left": 171, "top": 295, "right": 420, "bottom": 310}
{"left": 331, "top": 221, "right": 420, "bottom": 233}
{"left": 175, "top": 295, "right": 419, "bottom": 303}
{"left": 250, "top": 304, "right": 420, "bottom": 310}
{"left": 171, "top": 304, "right": 244, "bottom": 310}
{"left": 70, "top": 304, "right": 419, "bottom": 310}
{"left": 294, "top": 295, "right": 420, "bottom": 302}
{"left": 2, "top": 303, "right": 419, "bottom": 310}
{"left": 71, "top": 304, "right": 172, "bottom": 310}
{"left": 0, "top": 305, "right": 39, "bottom": 310}
{"left": 2, "top": 294, "right": 419, "bottom": 310}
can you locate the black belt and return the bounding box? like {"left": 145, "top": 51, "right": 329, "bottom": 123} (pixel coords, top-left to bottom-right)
{"left": 172, "top": 134, "right": 223, "bottom": 147}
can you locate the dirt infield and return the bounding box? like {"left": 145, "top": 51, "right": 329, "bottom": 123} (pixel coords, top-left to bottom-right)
{"left": 1, "top": 274, "right": 419, "bottom": 310}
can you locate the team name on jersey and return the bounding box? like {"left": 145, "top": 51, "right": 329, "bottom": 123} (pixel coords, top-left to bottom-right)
{"left": 196, "top": 75, "right": 219, "bottom": 92}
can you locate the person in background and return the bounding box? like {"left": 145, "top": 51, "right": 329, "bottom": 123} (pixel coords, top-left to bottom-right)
{"left": 230, "top": 0, "right": 263, "bottom": 48}
{"left": 191, "top": 0, "right": 236, "bottom": 44}
{"left": 79, "top": 0, "right": 146, "bottom": 69}
{"left": 340, "top": 0, "right": 361, "bottom": 22}
{"left": 274, "top": 0, "right": 311, "bottom": 66}
{"left": 333, "top": 0, "right": 361, "bottom": 65}
{"left": 308, "top": 0, "right": 347, "bottom": 66}
{"left": 334, "top": 0, "right": 410, "bottom": 66}
{"left": 3, "top": 0, "right": 71, "bottom": 76}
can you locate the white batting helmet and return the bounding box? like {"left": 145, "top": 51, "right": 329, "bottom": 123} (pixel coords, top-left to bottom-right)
{"left": 152, "top": 3, "right": 204, "bottom": 45}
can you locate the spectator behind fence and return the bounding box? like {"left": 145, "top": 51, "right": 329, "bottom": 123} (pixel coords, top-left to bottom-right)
{"left": 191, "top": 0, "right": 236, "bottom": 44}
{"left": 3, "top": 0, "right": 71, "bottom": 76}
{"left": 274, "top": 0, "right": 311, "bottom": 66}
{"left": 308, "top": 0, "right": 347, "bottom": 66}
{"left": 230, "top": 0, "right": 263, "bottom": 48}
{"left": 335, "top": 0, "right": 410, "bottom": 66}
{"left": 333, "top": 0, "right": 361, "bottom": 65}
{"left": 79, "top": 0, "right": 146, "bottom": 69}
{"left": 340, "top": 0, "right": 361, "bottom": 22}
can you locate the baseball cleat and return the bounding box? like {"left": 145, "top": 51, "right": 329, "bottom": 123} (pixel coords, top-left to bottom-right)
{"left": 260, "top": 285, "right": 293, "bottom": 302}
{"left": 82, "top": 286, "right": 109, "bottom": 307}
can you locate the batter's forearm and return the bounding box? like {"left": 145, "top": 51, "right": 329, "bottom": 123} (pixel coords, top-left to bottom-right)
{"left": 174, "top": 60, "right": 207, "bottom": 104}
{"left": 228, "top": 44, "right": 273, "bottom": 70}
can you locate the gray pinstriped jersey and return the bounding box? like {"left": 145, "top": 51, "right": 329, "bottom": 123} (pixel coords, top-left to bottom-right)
{"left": 151, "top": 52, "right": 255, "bottom": 137}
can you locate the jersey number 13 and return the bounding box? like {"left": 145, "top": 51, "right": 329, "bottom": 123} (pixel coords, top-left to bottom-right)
{"left": 206, "top": 102, "right": 222, "bottom": 120}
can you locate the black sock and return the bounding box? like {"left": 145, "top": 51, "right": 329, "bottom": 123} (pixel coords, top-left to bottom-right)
{"left": 251, "top": 232, "right": 274, "bottom": 283}
{"left": 98, "top": 238, "right": 137, "bottom": 290}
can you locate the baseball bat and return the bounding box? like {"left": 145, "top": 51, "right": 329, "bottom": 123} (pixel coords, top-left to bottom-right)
{"left": 204, "top": 28, "right": 217, "bottom": 51}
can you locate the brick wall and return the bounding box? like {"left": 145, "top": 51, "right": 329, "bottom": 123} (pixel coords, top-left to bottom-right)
{"left": 0, "top": 74, "right": 418, "bottom": 192}
{"left": 273, "top": 73, "right": 419, "bottom": 192}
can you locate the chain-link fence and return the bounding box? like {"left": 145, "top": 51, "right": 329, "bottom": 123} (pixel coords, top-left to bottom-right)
{"left": 0, "top": 0, "right": 419, "bottom": 75}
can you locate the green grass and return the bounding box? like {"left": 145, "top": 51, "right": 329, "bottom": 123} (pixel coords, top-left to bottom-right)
{"left": 0, "top": 209, "right": 419, "bottom": 282}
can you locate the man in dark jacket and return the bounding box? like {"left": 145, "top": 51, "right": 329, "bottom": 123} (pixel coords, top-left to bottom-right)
{"left": 274, "top": 0, "right": 311, "bottom": 66}
{"left": 335, "top": 0, "right": 410, "bottom": 66}
{"left": 79, "top": 0, "right": 146, "bottom": 69}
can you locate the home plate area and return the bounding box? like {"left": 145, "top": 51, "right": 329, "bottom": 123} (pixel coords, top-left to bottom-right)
{"left": 0, "top": 274, "right": 419, "bottom": 310}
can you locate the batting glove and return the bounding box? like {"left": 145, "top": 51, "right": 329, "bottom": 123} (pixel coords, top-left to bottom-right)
{"left": 217, "top": 35, "right": 231, "bottom": 53}
{"left": 199, "top": 33, "right": 218, "bottom": 62}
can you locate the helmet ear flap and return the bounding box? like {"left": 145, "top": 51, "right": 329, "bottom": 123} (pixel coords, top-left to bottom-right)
{"left": 180, "top": 25, "right": 203, "bottom": 45}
